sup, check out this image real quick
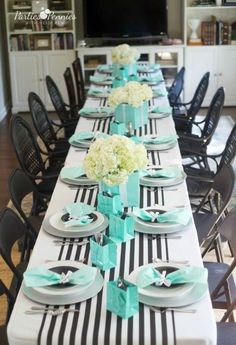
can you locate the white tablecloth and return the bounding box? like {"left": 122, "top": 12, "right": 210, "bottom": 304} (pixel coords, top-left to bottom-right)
{"left": 7, "top": 69, "right": 216, "bottom": 345}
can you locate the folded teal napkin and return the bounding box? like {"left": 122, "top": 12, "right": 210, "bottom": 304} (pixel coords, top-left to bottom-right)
{"left": 151, "top": 106, "right": 172, "bottom": 114}
{"left": 140, "top": 166, "right": 182, "bottom": 179}
{"left": 136, "top": 266, "right": 207, "bottom": 288}
{"left": 133, "top": 207, "right": 191, "bottom": 226}
{"left": 97, "top": 64, "right": 112, "bottom": 71}
{"left": 138, "top": 76, "right": 163, "bottom": 83}
{"left": 90, "top": 75, "right": 113, "bottom": 83}
{"left": 137, "top": 64, "right": 160, "bottom": 72}
{"left": 24, "top": 265, "right": 97, "bottom": 288}
{"left": 60, "top": 166, "right": 85, "bottom": 180}
{"left": 79, "top": 107, "right": 114, "bottom": 115}
{"left": 69, "top": 131, "right": 109, "bottom": 144}
{"left": 88, "top": 87, "right": 110, "bottom": 96}
{"left": 143, "top": 134, "right": 178, "bottom": 145}
{"left": 153, "top": 90, "right": 168, "bottom": 97}
{"left": 63, "top": 202, "right": 95, "bottom": 227}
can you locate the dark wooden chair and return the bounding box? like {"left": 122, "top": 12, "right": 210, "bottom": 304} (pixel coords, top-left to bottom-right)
{"left": 72, "top": 57, "right": 86, "bottom": 108}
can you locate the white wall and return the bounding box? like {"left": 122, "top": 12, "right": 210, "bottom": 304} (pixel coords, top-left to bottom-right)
{"left": 0, "top": 1, "right": 11, "bottom": 121}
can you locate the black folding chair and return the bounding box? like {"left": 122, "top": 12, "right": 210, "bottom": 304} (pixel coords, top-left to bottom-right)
{"left": 203, "top": 209, "right": 236, "bottom": 320}
{"left": 193, "top": 165, "right": 235, "bottom": 261}
{"left": 0, "top": 279, "right": 15, "bottom": 345}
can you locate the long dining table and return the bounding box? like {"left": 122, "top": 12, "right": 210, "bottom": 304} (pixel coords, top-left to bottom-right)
{"left": 7, "top": 65, "right": 217, "bottom": 345}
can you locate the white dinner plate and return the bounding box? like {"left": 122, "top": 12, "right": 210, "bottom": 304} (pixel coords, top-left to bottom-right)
{"left": 140, "top": 167, "right": 186, "bottom": 187}
{"left": 143, "top": 135, "right": 177, "bottom": 151}
{"left": 79, "top": 111, "right": 114, "bottom": 119}
{"left": 69, "top": 138, "right": 93, "bottom": 148}
{"left": 60, "top": 167, "right": 98, "bottom": 186}
{"left": 134, "top": 207, "right": 191, "bottom": 234}
{"left": 43, "top": 212, "right": 108, "bottom": 238}
{"left": 139, "top": 283, "right": 208, "bottom": 308}
{"left": 127, "top": 262, "right": 194, "bottom": 302}
{"left": 148, "top": 111, "right": 171, "bottom": 119}
{"left": 23, "top": 261, "right": 104, "bottom": 305}
{"left": 49, "top": 211, "right": 104, "bottom": 232}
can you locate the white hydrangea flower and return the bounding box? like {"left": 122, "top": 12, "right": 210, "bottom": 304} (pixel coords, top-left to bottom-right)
{"left": 108, "top": 81, "right": 153, "bottom": 108}
{"left": 83, "top": 135, "right": 148, "bottom": 185}
{"left": 111, "top": 44, "right": 140, "bottom": 64}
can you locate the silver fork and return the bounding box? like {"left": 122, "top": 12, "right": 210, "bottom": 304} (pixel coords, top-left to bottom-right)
{"left": 68, "top": 185, "right": 98, "bottom": 190}
{"left": 44, "top": 258, "right": 85, "bottom": 263}
{"left": 25, "top": 308, "right": 80, "bottom": 315}
{"left": 54, "top": 240, "right": 89, "bottom": 246}
{"left": 148, "top": 235, "right": 182, "bottom": 240}
{"left": 152, "top": 257, "right": 189, "bottom": 265}
{"left": 149, "top": 306, "right": 196, "bottom": 314}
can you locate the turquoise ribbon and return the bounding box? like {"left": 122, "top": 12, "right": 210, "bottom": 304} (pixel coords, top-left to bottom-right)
{"left": 60, "top": 166, "right": 85, "bottom": 180}
{"left": 79, "top": 107, "right": 114, "bottom": 116}
{"left": 24, "top": 266, "right": 97, "bottom": 288}
{"left": 136, "top": 266, "right": 208, "bottom": 289}
{"left": 140, "top": 166, "right": 182, "bottom": 179}
{"left": 63, "top": 202, "right": 95, "bottom": 227}
{"left": 133, "top": 207, "right": 191, "bottom": 226}
{"left": 151, "top": 106, "right": 172, "bottom": 114}
{"left": 143, "top": 134, "right": 178, "bottom": 145}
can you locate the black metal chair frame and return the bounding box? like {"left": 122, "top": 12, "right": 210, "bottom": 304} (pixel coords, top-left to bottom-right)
{"left": 28, "top": 91, "right": 69, "bottom": 160}
{"left": 168, "top": 66, "right": 185, "bottom": 108}
{"left": 72, "top": 57, "right": 86, "bottom": 108}
{"left": 63, "top": 67, "right": 82, "bottom": 116}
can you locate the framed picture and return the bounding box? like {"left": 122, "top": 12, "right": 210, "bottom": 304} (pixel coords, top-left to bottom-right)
{"left": 34, "top": 35, "right": 51, "bottom": 50}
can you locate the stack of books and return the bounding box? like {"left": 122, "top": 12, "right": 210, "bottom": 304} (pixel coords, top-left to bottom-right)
{"left": 201, "top": 20, "right": 231, "bottom": 45}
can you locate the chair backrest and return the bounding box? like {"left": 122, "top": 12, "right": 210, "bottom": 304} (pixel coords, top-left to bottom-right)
{"left": 72, "top": 57, "right": 85, "bottom": 107}
{"left": 28, "top": 92, "right": 57, "bottom": 150}
{"left": 0, "top": 279, "right": 15, "bottom": 323}
{"left": 218, "top": 124, "right": 236, "bottom": 171}
{"left": 202, "top": 87, "right": 225, "bottom": 144}
{"left": 187, "top": 72, "right": 210, "bottom": 120}
{"left": 10, "top": 115, "right": 46, "bottom": 179}
{"left": 46, "top": 75, "right": 70, "bottom": 123}
{"left": 0, "top": 208, "right": 28, "bottom": 281}
{"left": 8, "top": 168, "right": 47, "bottom": 236}
{"left": 63, "top": 67, "right": 78, "bottom": 116}
{"left": 168, "top": 67, "right": 185, "bottom": 107}
{"left": 212, "top": 164, "right": 234, "bottom": 213}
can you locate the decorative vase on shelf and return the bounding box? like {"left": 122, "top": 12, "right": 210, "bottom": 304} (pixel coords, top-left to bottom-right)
{"left": 188, "top": 19, "right": 201, "bottom": 45}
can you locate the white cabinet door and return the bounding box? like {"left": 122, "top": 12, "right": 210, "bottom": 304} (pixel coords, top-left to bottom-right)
{"left": 10, "top": 52, "right": 44, "bottom": 113}
{"left": 184, "top": 47, "right": 217, "bottom": 106}
{"left": 43, "top": 51, "right": 75, "bottom": 109}
{"left": 217, "top": 46, "right": 236, "bottom": 106}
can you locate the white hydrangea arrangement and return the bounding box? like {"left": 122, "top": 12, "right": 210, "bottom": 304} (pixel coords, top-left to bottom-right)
{"left": 108, "top": 81, "right": 153, "bottom": 108}
{"left": 83, "top": 135, "right": 148, "bottom": 185}
{"left": 111, "top": 44, "right": 140, "bottom": 65}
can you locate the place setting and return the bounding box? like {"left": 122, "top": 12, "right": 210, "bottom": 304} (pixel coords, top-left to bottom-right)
{"left": 137, "top": 63, "right": 160, "bottom": 74}
{"left": 138, "top": 75, "right": 165, "bottom": 86}
{"left": 126, "top": 261, "right": 208, "bottom": 310}
{"left": 78, "top": 106, "right": 114, "bottom": 119}
{"left": 69, "top": 131, "right": 110, "bottom": 148}
{"left": 148, "top": 105, "right": 172, "bottom": 119}
{"left": 60, "top": 165, "right": 98, "bottom": 186}
{"left": 133, "top": 206, "right": 192, "bottom": 234}
{"left": 140, "top": 165, "right": 186, "bottom": 188}
{"left": 22, "top": 260, "right": 103, "bottom": 306}
{"left": 89, "top": 75, "right": 113, "bottom": 86}
{"left": 96, "top": 64, "right": 113, "bottom": 74}
{"left": 87, "top": 86, "right": 111, "bottom": 98}
{"left": 142, "top": 134, "right": 178, "bottom": 151}
{"left": 42, "top": 202, "right": 108, "bottom": 238}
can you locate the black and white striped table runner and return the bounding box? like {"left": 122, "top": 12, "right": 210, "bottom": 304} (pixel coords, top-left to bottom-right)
{"left": 37, "top": 117, "right": 177, "bottom": 345}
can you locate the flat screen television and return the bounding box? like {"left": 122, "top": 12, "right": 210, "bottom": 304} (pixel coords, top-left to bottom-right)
{"left": 83, "top": 0, "right": 168, "bottom": 41}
